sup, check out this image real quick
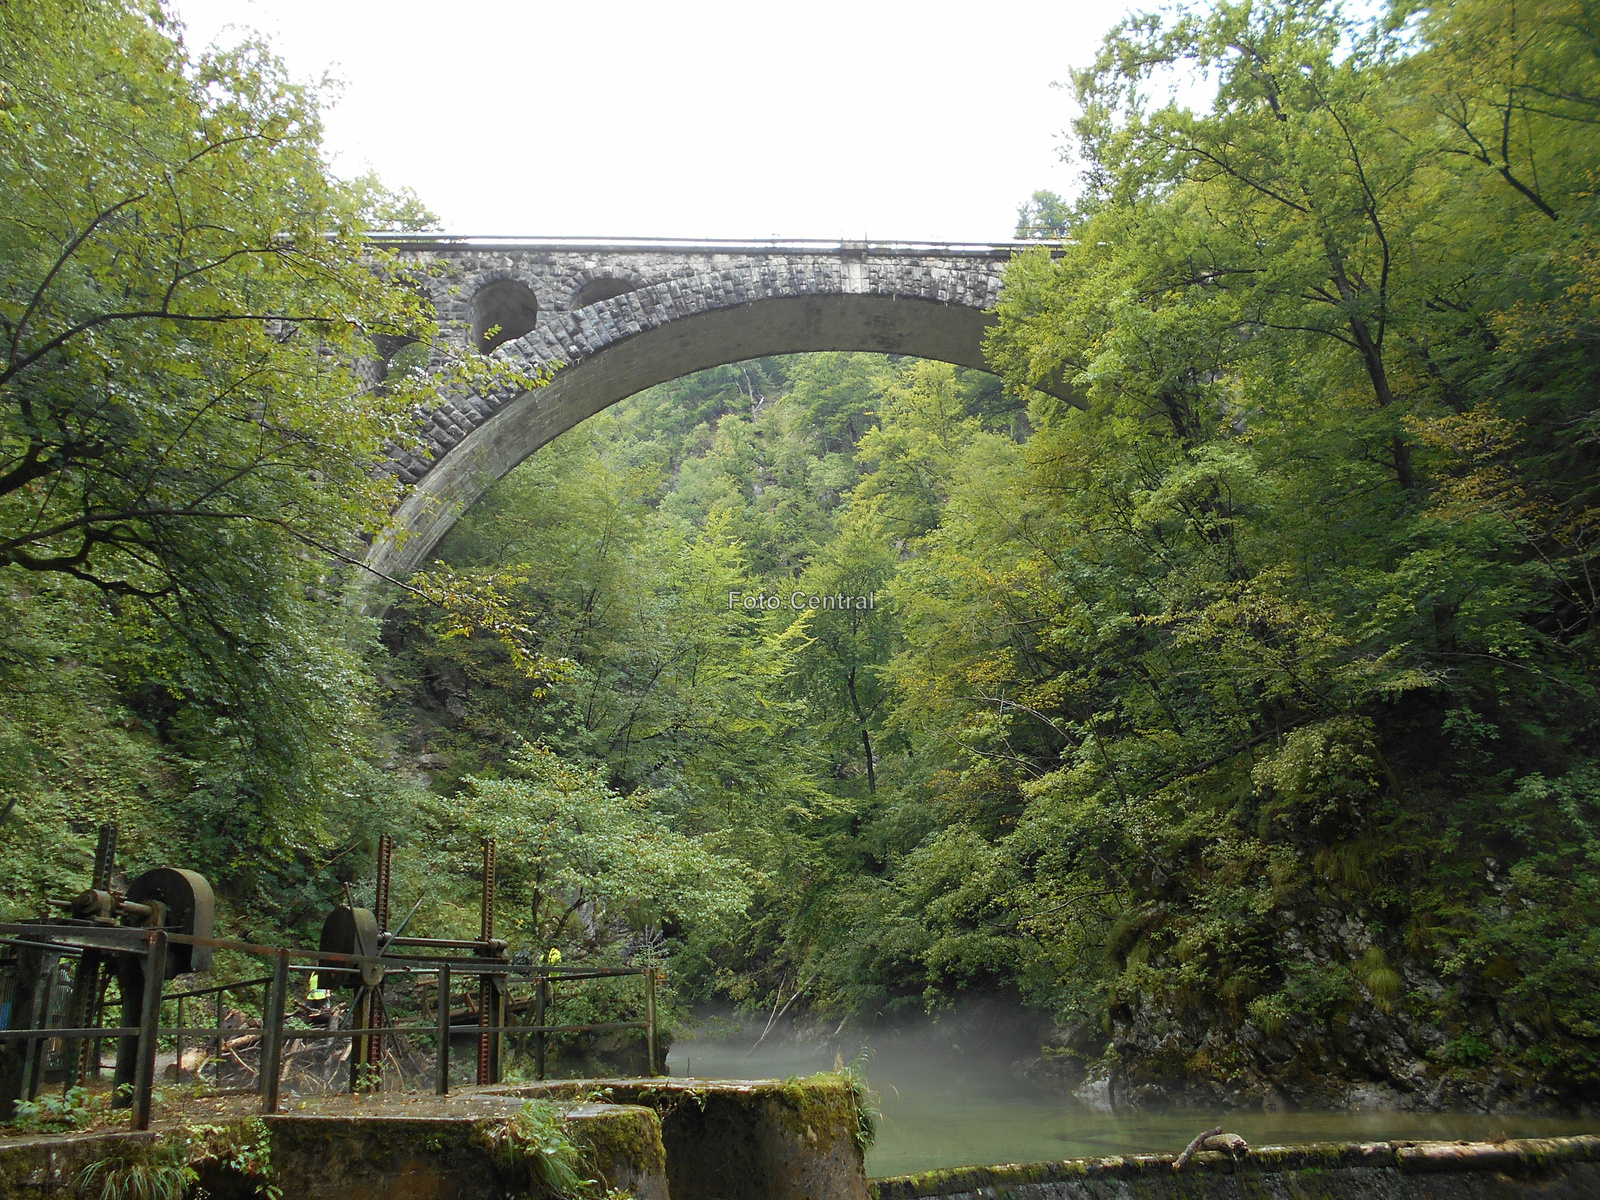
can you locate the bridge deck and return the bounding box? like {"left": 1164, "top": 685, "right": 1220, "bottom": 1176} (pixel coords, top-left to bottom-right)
{"left": 365, "top": 233, "right": 1056, "bottom": 257}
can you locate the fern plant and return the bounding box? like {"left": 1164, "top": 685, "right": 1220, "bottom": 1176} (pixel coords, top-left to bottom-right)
{"left": 77, "top": 1139, "right": 196, "bottom": 1200}
{"left": 484, "top": 1099, "right": 595, "bottom": 1199}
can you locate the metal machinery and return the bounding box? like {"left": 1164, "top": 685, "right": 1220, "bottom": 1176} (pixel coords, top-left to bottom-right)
{"left": 318, "top": 835, "right": 509, "bottom": 1089}
{"left": 0, "top": 825, "right": 215, "bottom": 1119}
{"left": 1, "top": 825, "right": 659, "bottom": 1128}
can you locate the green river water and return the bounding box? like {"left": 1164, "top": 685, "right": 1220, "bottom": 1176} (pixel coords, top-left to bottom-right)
{"left": 663, "top": 1020, "right": 1599, "bottom": 1178}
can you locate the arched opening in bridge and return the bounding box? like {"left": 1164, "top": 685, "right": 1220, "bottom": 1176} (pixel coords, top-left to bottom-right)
{"left": 471, "top": 279, "right": 539, "bottom": 354}
{"left": 372, "top": 333, "right": 430, "bottom": 383}
{"left": 572, "top": 277, "right": 638, "bottom": 309}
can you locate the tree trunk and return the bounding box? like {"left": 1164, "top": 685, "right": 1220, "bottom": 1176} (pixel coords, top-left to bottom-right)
{"left": 845, "top": 667, "right": 876, "bottom": 795}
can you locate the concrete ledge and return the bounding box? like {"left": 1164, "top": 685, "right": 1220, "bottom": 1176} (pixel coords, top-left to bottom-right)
{"left": 871, "top": 1135, "right": 1600, "bottom": 1200}
{"left": 0, "top": 1129, "right": 158, "bottom": 1197}
{"left": 260, "top": 1103, "right": 664, "bottom": 1200}
{"left": 497, "top": 1077, "right": 872, "bottom": 1200}
{"left": 0, "top": 1097, "right": 667, "bottom": 1200}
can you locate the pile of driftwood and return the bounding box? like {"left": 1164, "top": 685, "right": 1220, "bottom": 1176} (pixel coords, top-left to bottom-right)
{"left": 168, "top": 989, "right": 440, "bottom": 1094}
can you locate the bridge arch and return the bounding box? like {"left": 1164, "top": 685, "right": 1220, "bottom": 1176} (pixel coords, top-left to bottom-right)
{"left": 362, "top": 238, "right": 1070, "bottom": 589}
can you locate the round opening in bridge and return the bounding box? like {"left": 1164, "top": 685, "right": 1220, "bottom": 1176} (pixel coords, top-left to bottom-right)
{"left": 572, "top": 277, "right": 638, "bottom": 309}
{"left": 470, "top": 279, "right": 539, "bottom": 355}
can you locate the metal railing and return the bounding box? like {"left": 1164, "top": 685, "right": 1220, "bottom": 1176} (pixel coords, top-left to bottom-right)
{"left": 0, "top": 923, "right": 660, "bottom": 1130}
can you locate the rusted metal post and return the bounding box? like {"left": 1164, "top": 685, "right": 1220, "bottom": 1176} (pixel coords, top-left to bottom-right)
{"left": 89, "top": 968, "right": 111, "bottom": 1079}
{"left": 131, "top": 931, "right": 167, "bottom": 1131}
{"left": 259, "top": 951, "right": 288, "bottom": 1114}
{"left": 92, "top": 823, "right": 117, "bottom": 890}
{"left": 65, "top": 951, "right": 103, "bottom": 1090}
{"left": 434, "top": 963, "right": 450, "bottom": 1096}
{"left": 213, "top": 988, "right": 223, "bottom": 1085}
{"left": 534, "top": 972, "right": 547, "bottom": 1081}
{"left": 644, "top": 967, "right": 658, "bottom": 1077}
{"left": 363, "top": 987, "right": 381, "bottom": 1089}
{"left": 349, "top": 985, "right": 370, "bottom": 1093}
{"left": 24, "top": 950, "right": 60, "bottom": 1101}
{"left": 369, "top": 833, "right": 393, "bottom": 1081}
{"left": 66, "top": 823, "right": 116, "bottom": 1089}
{"left": 0, "top": 944, "right": 46, "bottom": 1120}
{"left": 488, "top": 975, "right": 505, "bottom": 1083}
{"left": 477, "top": 837, "right": 496, "bottom": 1086}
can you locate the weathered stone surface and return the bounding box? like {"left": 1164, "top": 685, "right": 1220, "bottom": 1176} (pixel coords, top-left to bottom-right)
{"left": 361, "top": 237, "right": 1067, "bottom": 590}
{"left": 0, "top": 1095, "right": 667, "bottom": 1200}
{"left": 870, "top": 1135, "right": 1600, "bottom": 1200}
{"left": 497, "top": 1075, "right": 873, "bottom": 1200}
{"left": 0, "top": 1129, "right": 157, "bottom": 1198}
{"left": 261, "top": 1100, "right": 666, "bottom": 1200}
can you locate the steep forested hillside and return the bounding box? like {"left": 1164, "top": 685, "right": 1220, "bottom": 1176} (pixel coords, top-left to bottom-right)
{"left": 3, "top": 0, "right": 1599, "bottom": 1113}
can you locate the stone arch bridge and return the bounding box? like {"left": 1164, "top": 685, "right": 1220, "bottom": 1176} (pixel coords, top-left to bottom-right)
{"left": 363, "top": 235, "right": 1064, "bottom": 585}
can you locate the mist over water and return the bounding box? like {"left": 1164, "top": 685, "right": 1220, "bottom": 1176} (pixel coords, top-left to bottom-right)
{"left": 665, "top": 1004, "right": 1600, "bottom": 1177}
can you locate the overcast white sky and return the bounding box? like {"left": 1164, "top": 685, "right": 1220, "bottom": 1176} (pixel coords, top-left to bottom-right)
{"left": 170, "top": 0, "right": 1140, "bottom": 242}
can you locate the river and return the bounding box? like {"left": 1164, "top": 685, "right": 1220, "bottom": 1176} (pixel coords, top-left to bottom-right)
{"left": 663, "top": 1010, "right": 1600, "bottom": 1177}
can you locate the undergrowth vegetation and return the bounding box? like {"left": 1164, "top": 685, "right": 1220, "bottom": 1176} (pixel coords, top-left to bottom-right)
{"left": 484, "top": 1101, "right": 633, "bottom": 1200}
{"left": 74, "top": 1119, "right": 278, "bottom": 1200}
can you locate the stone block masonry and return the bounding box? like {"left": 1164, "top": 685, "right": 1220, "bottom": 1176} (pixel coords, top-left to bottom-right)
{"left": 498, "top": 1076, "right": 873, "bottom": 1200}
{"left": 358, "top": 236, "right": 1074, "bottom": 593}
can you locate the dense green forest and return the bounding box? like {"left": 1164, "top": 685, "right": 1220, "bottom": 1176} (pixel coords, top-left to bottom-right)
{"left": 4, "top": 0, "right": 1599, "bottom": 1111}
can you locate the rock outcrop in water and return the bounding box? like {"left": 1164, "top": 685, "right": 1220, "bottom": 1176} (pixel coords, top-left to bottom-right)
{"left": 1022, "top": 909, "right": 1599, "bottom": 1116}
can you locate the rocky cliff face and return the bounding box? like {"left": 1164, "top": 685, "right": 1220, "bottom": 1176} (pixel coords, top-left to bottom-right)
{"left": 1022, "top": 898, "right": 1598, "bottom": 1115}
